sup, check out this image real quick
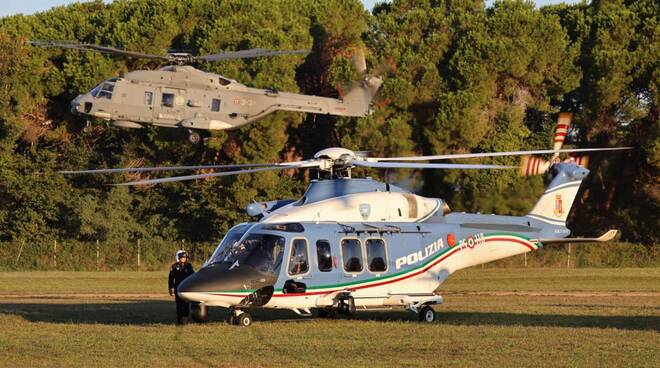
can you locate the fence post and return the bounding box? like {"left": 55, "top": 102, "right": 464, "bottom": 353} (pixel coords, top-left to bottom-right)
{"left": 96, "top": 240, "right": 100, "bottom": 271}
{"left": 53, "top": 240, "right": 57, "bottom": 268}
{"left": 566, "top": 243, "right": 572, "bottom": 268}
{"left": 137, "top": 239, "right": 141, "bottom": 272}
{"left": 524, "top": 252, "right": 527, "bottom": 267}
{"left": 16, "top": 240, "right": 24, "bottom": 263}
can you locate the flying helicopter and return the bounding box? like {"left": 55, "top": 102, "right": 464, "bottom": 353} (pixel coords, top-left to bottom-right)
{"left": 30, "top": 40, "right": 385, "bottom": 143}
{"left": 61, "top": 113, "right": 630, "bottom": 326}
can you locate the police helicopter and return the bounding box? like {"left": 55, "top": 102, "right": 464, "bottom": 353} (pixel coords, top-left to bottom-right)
{"left": 30, "top": 40, "right": 385, "bottom": 143}
{"left": 62, "top": 113, "right": 629, "bottom": 326}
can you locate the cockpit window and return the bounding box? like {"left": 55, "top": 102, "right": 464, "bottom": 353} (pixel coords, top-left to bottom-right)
{"left": 93, "top": 82, "right": 115, "bottom": 100}
{"left": 219, "top": 77, "right": 231, "bottom": 86}
{"left": 227, "top": 234, "right": 285, "bottom": 275}
{"left": 206, "top": 223, "right": 252, "bottom": 266}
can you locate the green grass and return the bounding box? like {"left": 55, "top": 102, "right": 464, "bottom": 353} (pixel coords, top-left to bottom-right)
{"left": 1, "top": 268, "right": 658, "bottom": 367}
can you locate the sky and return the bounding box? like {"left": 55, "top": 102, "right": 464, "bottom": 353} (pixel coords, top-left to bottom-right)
{"left": 1, "top": 0, "right": 582, "bottom": 17}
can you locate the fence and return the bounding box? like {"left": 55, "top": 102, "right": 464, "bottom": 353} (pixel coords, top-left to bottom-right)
{"left": 0, "top": 239, "right": 657, "bottom": 271}
{"left": 0, "top": 239, "right": 219, "bottom": 271}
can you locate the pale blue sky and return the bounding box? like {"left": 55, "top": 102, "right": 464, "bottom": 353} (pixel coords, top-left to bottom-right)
{"left": 1, "top": 0, "right": 582, "bottom": 17}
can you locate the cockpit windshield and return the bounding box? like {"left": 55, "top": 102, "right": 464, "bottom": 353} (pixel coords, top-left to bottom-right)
{"left": 217, "top": 234, "right": 285, "bottom": 276}
{"left": 91, "top": 79, "right": 117, "bottom": 99}
{"left": 205, "top": 223, "right": 252, "bottom": 266}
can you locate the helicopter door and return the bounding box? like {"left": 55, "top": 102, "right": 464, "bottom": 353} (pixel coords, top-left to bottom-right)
{"left": 157, "top": 88, "right": 185, "bottom": 124}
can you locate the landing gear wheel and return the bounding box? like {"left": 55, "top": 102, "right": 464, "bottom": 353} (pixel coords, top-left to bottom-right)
{"left": 188, "top": 130, "right": 201, "bottom": 144}
{"left": 418, "top": 306, "right": 435, "bottom": 323}
{"left": 238, "top": 312, "right": 252, "bottom": 327}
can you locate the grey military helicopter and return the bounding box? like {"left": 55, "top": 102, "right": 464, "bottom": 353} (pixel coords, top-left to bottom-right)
{"left": 31, "top": 40, "right": 384, "bottom": 143}
{"left": 62, "top": 114, "right": 629, "bottom": 326}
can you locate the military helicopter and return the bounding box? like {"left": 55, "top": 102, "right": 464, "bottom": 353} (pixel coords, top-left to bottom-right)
{"left": 31, "top": 40, "right": 384, "bottom": 143}
{"left": 62, "top": 114, "right": 630, "bottom": 326}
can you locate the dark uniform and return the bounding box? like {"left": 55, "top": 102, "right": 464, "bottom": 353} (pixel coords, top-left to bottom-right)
{"left": 169, "top": 261, "right": 195, "bottom": 324}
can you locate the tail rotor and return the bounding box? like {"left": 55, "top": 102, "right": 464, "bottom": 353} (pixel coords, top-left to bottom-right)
{"left": 519, "top": 113, "right": 591, "bottom": 177}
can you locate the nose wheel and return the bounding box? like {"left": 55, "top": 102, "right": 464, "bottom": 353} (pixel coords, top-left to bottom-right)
{"left": 227, "top": 308, "right": 252, "bottom": 327}
{"left": 187, "top": 130, "right": 202, "bottom": 144}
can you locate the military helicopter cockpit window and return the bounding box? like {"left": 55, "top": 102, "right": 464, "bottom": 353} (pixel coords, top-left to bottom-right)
{"left": 288, "top": 238, "right": 309, "bottom": 276}
{"left": 95, "top": 81, "right": 116, "bottom": 100}
{"left": 162, "top": 93, "right": 175, "bottom": 107}
{"left": 218, "top": 77, "right": 231, "bottom": 86}
{"left": 341, "top": 239, "right": 363, "bottom": 273}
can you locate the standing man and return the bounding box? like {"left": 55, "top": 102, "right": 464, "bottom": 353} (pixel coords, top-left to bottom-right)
{"left": 169, "top": 250, "right": 195, "bottom": 325}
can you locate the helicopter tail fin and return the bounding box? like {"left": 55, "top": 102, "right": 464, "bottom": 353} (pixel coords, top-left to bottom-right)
{"left": 527, "top": 163, "right": 590, "bottom": 226}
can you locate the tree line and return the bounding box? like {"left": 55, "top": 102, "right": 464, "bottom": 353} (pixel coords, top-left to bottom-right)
{"left": 0, "top": 0, "right": 657, "bottom": 269}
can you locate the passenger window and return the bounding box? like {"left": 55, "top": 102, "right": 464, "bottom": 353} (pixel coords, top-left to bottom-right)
{"left": 316, "top": 240, "right": 332, "bottom": 272}
{"left": 161, "top": 93, "right": 175, "bottom": 107}
{"left": 341, "top": 239, "right": 362, "bottom": 273}
{"left": 211, "top": 98, "right": 221, "bottom": 112}
{"left": 288, "top": 239, "right": 309, "bottom": 275}
{"left": 144, "top": 92, "right": 153, "bottom": 105}
{"left": 366, "top": 239, "right": 387, "bottom": 272}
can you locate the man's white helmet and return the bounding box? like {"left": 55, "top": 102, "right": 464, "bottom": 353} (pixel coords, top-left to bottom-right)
{"left": 176, "top": 250, "right": 188, "bottom": 262}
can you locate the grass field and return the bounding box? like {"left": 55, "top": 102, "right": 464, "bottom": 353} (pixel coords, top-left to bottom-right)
{"left": 1, "top": 268, "right": 658, "bottom": 367}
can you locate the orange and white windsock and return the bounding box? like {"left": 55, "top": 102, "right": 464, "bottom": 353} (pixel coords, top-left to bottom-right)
{"left": 552, "top": 112, "right": 572, "bottom": 161}
{"left": 520, "top": 156, "right": 551, "bottom": 176}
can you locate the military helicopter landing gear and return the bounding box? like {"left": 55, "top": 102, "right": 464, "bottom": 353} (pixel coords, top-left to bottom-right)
{"left": 187, "top": 130, "right": 202, "bottom": 144}
{"left": 227, "top": 307, "right": 252, "bottom": 327}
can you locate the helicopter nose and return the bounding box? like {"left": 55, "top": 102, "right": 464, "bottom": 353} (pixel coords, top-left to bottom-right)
{"left": 177, "top": 265, "right": 276, "bottom": 304}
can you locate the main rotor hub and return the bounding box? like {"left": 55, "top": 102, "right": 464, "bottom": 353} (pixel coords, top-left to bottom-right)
{"left": 313, "top": 147, "right": 356, "bottom": 161}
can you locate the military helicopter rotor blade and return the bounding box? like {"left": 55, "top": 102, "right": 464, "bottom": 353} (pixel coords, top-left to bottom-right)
{"left": 348, "top": 161, "right": 515, "bottom": 170}
{"left": 60, "top": 163, "right": 281, "bottom": 175}
{"left": 29, "top": 40, "right": 170, "bottom": 61}
{"left": 114, "top": 160, "right": 322, "bottom": 186}
{"left": 195, "top": 48, "right": 309, "bottom": 62}
{"left": 369, "top": 147, "right": 632, "bottom": 162}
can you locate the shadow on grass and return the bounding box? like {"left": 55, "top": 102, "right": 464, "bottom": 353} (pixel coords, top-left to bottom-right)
{"left": 0, "top": 301, "right": 657, "bottom": 331}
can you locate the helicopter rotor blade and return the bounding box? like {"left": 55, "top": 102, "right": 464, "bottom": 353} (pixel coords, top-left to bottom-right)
{"left": 29, "top": 40, "right": 169, "bottom": 61}
{"left": 59, "top": 163, "right": 280, "bottom": 175}
{"left": 114, "top": 160, "right": 321, "bottom": 186}
{"left": 349, "top": 161, "right": 515, "bottom": 170}
{"left": 196, "top": 48, "right": 308, "bottom": 62}
{"left": 371, "top": 147, "right": 632, "bottom": 162}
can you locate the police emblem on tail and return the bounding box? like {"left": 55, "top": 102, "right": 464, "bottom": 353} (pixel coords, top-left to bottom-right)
{"left": 554, "top": 194, "right": 563, "bottom": 217}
